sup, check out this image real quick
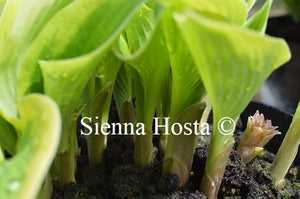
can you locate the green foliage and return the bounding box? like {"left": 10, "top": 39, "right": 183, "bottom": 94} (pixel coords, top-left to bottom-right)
{"left": 174, "top": 0, "right": 290, "bottom": 196}
{"left": 115, "top": 3, "right": 170, "bottom": 167}
{"left": 0, "top": 94, "right": 61, "bottom": 199}
{"left": 0, "top": 0, "right": 295, "bottom": 197}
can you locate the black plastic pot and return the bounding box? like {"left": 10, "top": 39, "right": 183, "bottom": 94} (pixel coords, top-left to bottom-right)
{"left": 240, "top": 100, "right": 299, "bottom": 167}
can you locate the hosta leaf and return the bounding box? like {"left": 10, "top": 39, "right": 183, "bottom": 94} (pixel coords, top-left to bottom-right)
{"left": 0, "top": 0, "right": 6, "bottom": 16}
{"left": 245, "top": 0, "right": 273, "bottom": 33}
{"left": 176, "top": 11, "right": 290, "bottom": 130}
{"left": 115, "top": 3, "right": 168, "bottom": 125}
{"left": 162, "top": 11, "right": 205, "bottom": 120}
{"left": 185, "top": 0, "right": 247, "bottom": 25}
{"left": 94, "top": 52, "right": 123, "bottom": 123}
{"left": 38, "top": 0, "right": 144, "bottom": 124}
{"left": 175, "top": 10, "right": 290, "bottom": 197}
{"left": 176, "top": 7, "right": 290, "bottom": 186}
{"left": 0, "top": 0, "right": 73, "bottom": 120}
{"left": 114, "top": 3, "right": 169, "bottom": 167}
{"left": 0, "top": 94, "right": 61, "bottom": 199}
{"left": 17, "top": 0, "right": 145, "bottom": 101}
{"left": 114, "top": 64, "right": 134, "bottom": 113}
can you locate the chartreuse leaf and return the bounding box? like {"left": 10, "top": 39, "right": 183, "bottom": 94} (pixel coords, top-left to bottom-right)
{"left": 156, "top": 70, "right": 171, "bottom": 156}
{"left": 84, "top": 52, "right": 122, "bottom": 164}
{"left": 175, "top": 10, "right": 290, "bottom": 198}
{"left": 185, "top": 0, "right": 247, "bottom": 25}
{"left": 160, "top": 7, "right": 205, "bottom": 184}
{"left": 0, "top": 94, "right": 61, "bottom": 199}
{"left": 0, "top": 0, "right": 73, "bottom": 120}
{"left": 94, "top": 52, "right": 123, "bottom": 125}
{"left": 0, "top": 115, "right": 17, "bottom": 155}
{"left": 18, "top": 0, "right": 144, "bottom": 98}
{"left": 115, "top": 4, "right": 169, "bottom": 167}
{"left": 114, "top": 64, "right": 134, "bottom": 114}
{"left": 245, "top": 0, "right": 273, "bottom": 33}
{"left": 30, "top": 0, "right": 145, "bottom": 185}
{"left": 0, "top": 0, "right": 6, "bottom": 16}
{"left": 114, "top": 64, "right": 137, "bottom": 139}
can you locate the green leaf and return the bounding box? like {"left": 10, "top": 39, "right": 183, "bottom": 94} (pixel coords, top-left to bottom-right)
{"left": 163, "top": 102, "right": 207, "bottom": 185}
{"left": 94, "top": 52, "right": 123, "bottom": 123}
{"left": 86, "top": 82, "right": 113, "bottom": 164}
{"left": 175, "top": 9, "right": 290, "bottom": 197}
{"left": 115, "top": 3, "right": 169, "bottom": 167}
{"left": 185, "top": 0, "right": 247, "bottom": 25}
{"left": 37, "top": 0, "right": 144, "bottom": 181}
{"left": 0, "top": 0, "right": 73, "bottom": 120}
{"left": 176, "top": 11, "right": 290, "bottom": 132}
{"left": 34, "top": 0, "right": 145, "bottom": 145}
{"left": 17, "top": 0, "right": 145, "bottom": 101}
{"left": 0, "top": 115, "right": 17, "bottom": 155}
{"left": 114, "top": 64, "right": 134, "bottom": 113}
{"left": 162, "top": 10, "right": 205, "bottom": 121}
{"left": 0, "top": 94, "right": 61, "bottom": 199}
{"left": 160, "top": 7, "right": 206, "bottom": 180}
{"left": 115, "top": 4, "right": 168, "bottom": 126}
{"left": 0, "top": 0, "right": 6, "bottom": 16}
{"left": 245, "top": 0, "right": 273, "bottom": 33}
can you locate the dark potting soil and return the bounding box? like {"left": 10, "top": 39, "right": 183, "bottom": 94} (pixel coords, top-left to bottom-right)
{"left": 52, "top": 133, "right": 299, "bottom": 199}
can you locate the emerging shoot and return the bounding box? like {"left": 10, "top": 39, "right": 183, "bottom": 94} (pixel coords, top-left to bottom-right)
{"left": 237, "top": 110, "right": 281, "bottom": 164}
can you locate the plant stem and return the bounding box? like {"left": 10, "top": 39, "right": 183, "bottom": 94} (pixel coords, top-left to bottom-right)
{"left": 200, "top": 114, "right": 235, "bottom": 198}
{"left": 119, "top": 99, "right": 136, "bottom": 142}
{"left": 201, "top": 138, "right": 234, "bottom": 199}
{"left": 270, "top": 118, "right": 300, "bottom": 188}
{"left": 87, "top": 82, "right": 112, "bottom": 164}
{"left": 54, "top": 119, "right": 77, "bottom": 186}
{"left": 134, "top": 126, "right": 153, "bottom": 167}
{"left": 37, "top": 174, "right": 53, "bottom": 199}
{"left": 55, "top": 149, "right": 76, "bottom": 186}
{"left": 162, "top": 102, "right": 207, "bottom": 185}
{"left": 157, "top": 99, "right": 168, "bottom": 157}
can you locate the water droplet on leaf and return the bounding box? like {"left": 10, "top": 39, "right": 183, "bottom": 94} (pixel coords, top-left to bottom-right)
{"left": 7, "top": 180, "right": 20, "bottom": 193}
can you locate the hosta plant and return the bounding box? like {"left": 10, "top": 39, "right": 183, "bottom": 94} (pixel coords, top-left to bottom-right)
{"left": 0, "top": 0, "right": 298, "bottom": 198}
